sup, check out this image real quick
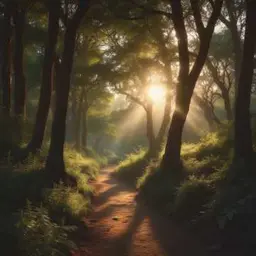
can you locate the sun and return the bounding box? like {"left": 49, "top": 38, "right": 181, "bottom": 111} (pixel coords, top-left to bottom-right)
{"left": 147, "top": 85, "right": 165, "bottom": 103}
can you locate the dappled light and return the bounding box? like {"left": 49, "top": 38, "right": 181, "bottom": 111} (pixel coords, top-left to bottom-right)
{"left": 1, "top": 0, "right": 256, "bottom": 255}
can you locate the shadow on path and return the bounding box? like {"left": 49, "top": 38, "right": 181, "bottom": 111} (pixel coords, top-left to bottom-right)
{"left": 77, "top": 167, "right": 226, "bottom": 256}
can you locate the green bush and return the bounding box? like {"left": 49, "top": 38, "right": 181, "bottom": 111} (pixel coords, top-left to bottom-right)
{"left": 209, "top": 160, "right": 256, "bottom": 230}
{"left": 44, "top": 182, "right": 91, "bottom": 224}
{"left": 171, "top": 177, "right": 214, "bottom": 221}
{"left": 17, "top": 202, "right": 77, "bottom": 256}
{"left": 137, "top": 129, "right": 232, "bottom": 217}
{"left": 0, "top": 146, "right": 99, "bottom": 255}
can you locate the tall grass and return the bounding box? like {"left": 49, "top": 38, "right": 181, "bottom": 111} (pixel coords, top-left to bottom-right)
{"left": 113, "top": 148, "right": 150, "bottom": 186}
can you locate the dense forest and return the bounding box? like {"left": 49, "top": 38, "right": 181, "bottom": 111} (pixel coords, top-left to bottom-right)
{"left": 0, "top": 0, "right": 256, "bottom": 255}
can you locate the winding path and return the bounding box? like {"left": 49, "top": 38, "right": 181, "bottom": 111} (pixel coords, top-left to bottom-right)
{"left": 76, "top": 166, "right": 213, "bottom": 256}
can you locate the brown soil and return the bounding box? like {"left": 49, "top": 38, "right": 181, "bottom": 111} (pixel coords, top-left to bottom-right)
{"left": 75, "top": 166, "right": 213, "bottom": 256}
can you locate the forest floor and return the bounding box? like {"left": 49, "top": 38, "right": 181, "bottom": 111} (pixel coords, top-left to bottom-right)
{"left": 75, "top": 166, "right": 220, "bottom": 256}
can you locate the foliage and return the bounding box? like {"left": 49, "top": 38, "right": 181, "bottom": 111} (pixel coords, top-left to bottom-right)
{"left": 113, "top": 148, "right": 149, "bottom": 186}
{"left": 137, "top": 128, "right": 232, "bottom": 212}
{"left": 17, "top": 202, "right": 77, "bottom": 256}
{"left": 171, "top": 177, "right": 214, "bottom": 221}
{"left": 44, "top": 183, "right": 90, "bottom": 224}
{"left": 0, "top": 146, "right": 99, "bottom": 255}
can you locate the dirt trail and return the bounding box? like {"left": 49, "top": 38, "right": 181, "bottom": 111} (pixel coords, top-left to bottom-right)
{"left": 77, "top": 166, "right": 209, "bottom": 256}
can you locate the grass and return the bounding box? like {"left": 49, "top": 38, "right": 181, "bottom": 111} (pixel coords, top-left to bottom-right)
{"left": 133, "top": 126, "right": 256, "bottom": 250}
{"left": 137, "top": 127, "right": 231, "bottom": 206}
{"left": 0, "top": 144, "right": 100, "bottom": 256}
{"left": 113, "top": 148, "right": 150, "bottom": 186}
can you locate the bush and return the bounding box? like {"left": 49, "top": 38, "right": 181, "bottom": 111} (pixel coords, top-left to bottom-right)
{"left": 137, "top": 129, "right": 232, "bottom": 217}
{"left": 209, "top": 160, "right": 256, "bottom": 230}
{"left": 171, "top": 177, "right": 214, "bottom": 221}
{"left": 0, "top": 145, "right": 100, "bottom": 255}
{"left": 44, "top": 182, "right": 91, "bottom": 224}
{"left": 17, "top": 202, "right": 77, "bottom": 256}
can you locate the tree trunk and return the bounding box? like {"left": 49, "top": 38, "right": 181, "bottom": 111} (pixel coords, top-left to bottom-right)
{"left": 75, "top": 91, "right": 84, "bottom": 150}
{"left": 161, "top": 0, "right": 223, "bottom": 172}
{"left": 161, "top": 86, "right": 190, "bottom": 171}
{"left": 222, "top": 89, "right": 233, "bottom": 121}
{"left": 81, "top": 93, "right": 88, "bottom": 151}
{"left": 146, "top": 101, "right": 156, "bottom": 157}
{"left": 1, "top": 4, "right": 12, "bottom": 116}
{"left": 46, "top": 5, "right": 88, "bottom": 181}
{"left": 225, "top": 0, "right": 243, "bottom": 93}
{"left": 82, "top": 108, "right": 88, "bottom": 151}
{"left": 234, "top": 0, "right": 256, "bottom": 162}
{"left": 155, "top": 91, "right": 172, "bottom": 151}
{"left": 206, "top": 58, "right": 233, "bottom": 121}
{"left": 13, "top": 6, "right": 26, "bottom": 118}
{"left": 27, "top": 2, "right": 60, "bottom": 153}
{"left": 193, "top": 93, "right": 220, "bottom": 131}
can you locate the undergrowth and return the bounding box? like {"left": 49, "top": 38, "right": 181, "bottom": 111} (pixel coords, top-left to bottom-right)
{"left": 135, "top": 125, "right": 256, "bottom": 249}
{"left": 113, "top": 148, "right": 150, "bottom": 186}
{"left": 0, "top": 145, "right": 100, "bottom": 256}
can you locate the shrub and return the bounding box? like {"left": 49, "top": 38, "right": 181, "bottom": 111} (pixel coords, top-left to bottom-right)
{"left": 171, "top": 177, "right": 214, "bottom": 221}
{"left": 17, "top": 202, "right": 77, "bottom": 256}
{"left": 0, "top": 145, "right": 99, "bottom": 255}
{"left": 44, "top": 182, "right": 91, "bottom": 224}
{"left": 137, "top": 129, "right": 232, "bottom": 216}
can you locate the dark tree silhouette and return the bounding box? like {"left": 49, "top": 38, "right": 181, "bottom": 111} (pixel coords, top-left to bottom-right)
{"left": 234, "top": 0, "right": 256, "bottom": 162}
{"left": 13, "top": 4, "right": 26, "bottom": 118}
{"left": 27, "top": 1, "right": 61, "bottom": 153}
{"left": 46, "top": 1, "right": 90, "bottom": 181}
{"left": 1, "top": 3, "right": 12, "bottom": 116}
{"left": 161, "top": 0, "right": 223, "bottom": 172}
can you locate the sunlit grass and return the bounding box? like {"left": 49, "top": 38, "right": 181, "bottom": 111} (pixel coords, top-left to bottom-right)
{"left": 114, "top": 148, "right": 149, "bottom": 186}
{"left": 136, "top": 126, "right": 233, "bottom": 218}
{"left": 0, "top": 144, "right": 100, "bottom": 255}
{"left": 44, "top": 182, "right": 91, "bottom": 220}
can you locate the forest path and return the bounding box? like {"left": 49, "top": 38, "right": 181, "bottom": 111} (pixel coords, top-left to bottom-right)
{"left": 77, "top": 166, "right": 209, "bottom": 256}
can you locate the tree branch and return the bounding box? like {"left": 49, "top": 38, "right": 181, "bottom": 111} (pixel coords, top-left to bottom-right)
{"left": 190, "top": 0, "right": 205, "bottom": 38}
{"left": 114, "top": 85, "right": 147, "bottom": 111}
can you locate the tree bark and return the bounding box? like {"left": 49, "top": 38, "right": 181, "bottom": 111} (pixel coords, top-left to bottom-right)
{"left": 81, "top": 106, "right": 88, "bottom": 151}
{"left": 27, "top": 1, "right": 60, "bottom": 153}
{"left": 222, "top": 89, "right": 233, "bottom": 121}
{"left": 155, "top": 91, "right": 172, "bottom": 153}
{"left": 225, "top": 0, "right": 243, "bottom": 92}
{"left": 1, "top": 4, "right": 12, "bottom": 116}
{"left": 13, "top": 6, "right": 26, "bottom": 118}
{"left": 146, "top": 101, "right": 156, "bottom": 157}
{"left": 161, "top": 0, "right": 223, "bottom": 171}
{"left": 81, "top": 92, "right": 88, "bottom": 151}
{"left": 46, "top": 4, "right": 89, "bottom": 181}
{"left": 234, "top": 0, "right": 256, "bottom": 162}
{"left": 75, "top": 90, "right": 84, "bottom": 150}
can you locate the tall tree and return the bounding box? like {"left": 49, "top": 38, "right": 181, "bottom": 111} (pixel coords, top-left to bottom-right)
{"left": 27, "top": 1, "right": 60, "bottom": 153}
{"left": 220, "top": 0, "right": 244, "bottom": 92}
{"left": 161, "top": 0, "right": 223, "bottom": 172}
{"left": 13, "top": 3, "right": 26, "bottom": 118}
{"left": 234, "top": 0, "right": 256, "bottom": 162}
{"left": 46, "top": 0, "right": 90, "bottom": 181}
{"left": 1, "top": 2, "right": 12, "bottom": 116}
